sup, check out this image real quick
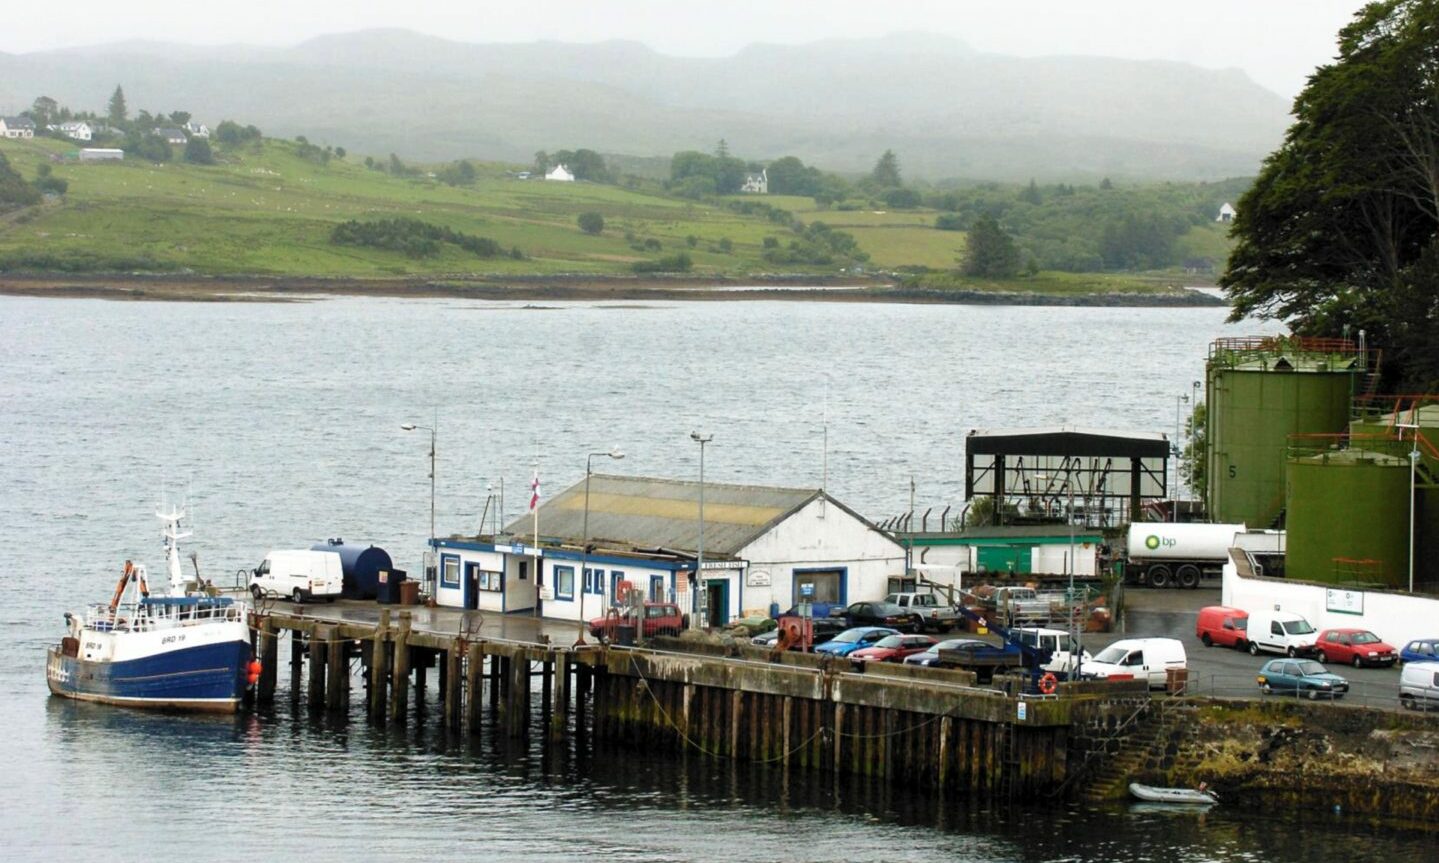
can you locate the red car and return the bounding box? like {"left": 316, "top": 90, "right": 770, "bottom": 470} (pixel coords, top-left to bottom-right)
{"left": 588, "top": 602, "right": 687, "bottom": 639}
{"left": 848, "top": 633, "right": 937, "bottom": 663}
{"left": 1314, "top": 628, "right": 1398, "bottom": 668}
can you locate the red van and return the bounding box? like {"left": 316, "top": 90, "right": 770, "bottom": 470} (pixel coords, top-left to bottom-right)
{"left": 1196, "top": 605, "right": 1249, "bottom": 649}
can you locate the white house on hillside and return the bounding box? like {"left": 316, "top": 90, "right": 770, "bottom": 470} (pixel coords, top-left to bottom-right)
{"left": 1, "top": 116, "right": 36, "bottom": 138}
{"left": 741, "top": 169, "right": 768, "bottom": 194}
{"left": 54, "top": 121, "right": 93, "bottom": 141}
{"left": 1217, "top": 202, "right": 1237, "bottom": 223}
{"left": 154, "top": 127, "right": 187, "bottom": 145}
{"left": 545, "top": 164, "right": 575, "bottom": 182}
{"left": 430, "top": 474, "right": 906, "bottom": 626}
{"left": 183, "top": 121, "right": 209, "bottom": 138}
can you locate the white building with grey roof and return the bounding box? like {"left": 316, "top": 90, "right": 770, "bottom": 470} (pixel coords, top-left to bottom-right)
{"left": 431, "top": 474, "right": 905, "bottom": 626}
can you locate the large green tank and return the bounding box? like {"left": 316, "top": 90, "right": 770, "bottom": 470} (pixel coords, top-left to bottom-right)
{"left": 1349, "top": 403, "right": 1439, "bottom": 590}
{"left": 1206, "top": 338, "right": 1360, "bottom": 527}
{"left": 1285, "top": 448, "right": 1411, "bottom": 587}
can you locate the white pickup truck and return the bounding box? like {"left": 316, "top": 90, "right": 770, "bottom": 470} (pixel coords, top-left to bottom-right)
{"left": 885, "top": 592, "right": 961, "bottom": 633}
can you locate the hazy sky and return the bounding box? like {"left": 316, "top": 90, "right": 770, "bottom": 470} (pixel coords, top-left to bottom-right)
{"left": 2, "top": 0, "right": 1367, "bottom": 98}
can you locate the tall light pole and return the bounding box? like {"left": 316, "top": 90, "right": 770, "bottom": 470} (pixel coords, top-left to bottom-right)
{"left": 577, "top": 447, "right": 624, "bottom": 644}
{"left": 401, "top": 421, "right": 436, "bottom": 593}
{"left": 1173, "top": 394, "right": 1189, "bottom": 521}
{"left": 1399, "top": 422, "right": 1420, "bottom": 593}
{"left": 691, "top": 431, "right": 713, "bottom": 631}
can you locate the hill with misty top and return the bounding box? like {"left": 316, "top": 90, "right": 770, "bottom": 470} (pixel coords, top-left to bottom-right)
{"left": 0, "top": 30, "right": 1289, "bottom": 180}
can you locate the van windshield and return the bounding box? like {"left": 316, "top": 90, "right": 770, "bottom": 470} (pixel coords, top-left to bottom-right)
{"left": 1094, "top": 645, "right": 1128, "bottom": 664}
{"left": 1283, "top": 620, "right": 1315, "bottom": 635}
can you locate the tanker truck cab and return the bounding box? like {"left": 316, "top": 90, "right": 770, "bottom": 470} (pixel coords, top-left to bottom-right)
{"left": 250, "top": 549, "right": 343, "bottom": 603}
{"left": 1245, "top": 609, "right": 1318, "bottom": 657}
{"left": 1082, "top": 637, "right": 1186, "bottom": 688}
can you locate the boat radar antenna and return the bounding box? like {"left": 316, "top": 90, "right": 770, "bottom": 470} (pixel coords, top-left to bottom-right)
{"left": 157, "top": 504, "right": 192, "bottom": 595}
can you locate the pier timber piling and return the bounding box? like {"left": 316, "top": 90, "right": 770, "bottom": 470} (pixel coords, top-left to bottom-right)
{"left": 252, "top": 609, "right": 1149, "bottom": 798}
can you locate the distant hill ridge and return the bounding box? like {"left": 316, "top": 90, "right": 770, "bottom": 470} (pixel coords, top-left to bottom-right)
{"left": 0, "top": 29, "right": 1289, "bottom": 181}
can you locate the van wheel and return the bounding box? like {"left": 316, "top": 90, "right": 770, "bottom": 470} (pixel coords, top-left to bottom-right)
{"left": 1248, "top": 641, "right": 1260, "bottom": 656}
{"left": 1286, "top": 646, "right": 1297, "bottom": 658}
{"left": 292, "top": 588, "right": 304, "bottom": 604}
{"left": 1177, "top": 565, "right": 1201, "bottom": 588}
{"left": 250, "top": 584, "right": 263, "bottom": 600}
{"left": 1201, "top": 633, "right": 1213, "bottom": 647}
{"left": 1148, "top": 566, "right": 1171, "bottom": 589}
{"left": 1401, "top": 694, "right": 1416, "bottom": 710}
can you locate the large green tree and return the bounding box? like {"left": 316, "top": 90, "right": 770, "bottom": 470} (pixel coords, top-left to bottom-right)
{"left": 869, "top": 149, "right": 902, "bottom": 188}
{"left": 962, "top": 216, "right": 1021, "bottom": 278}
{"left": 1221, "top": 0, "right": 1439, "bottom": 389}
{"left": 107, "top": 85, "right": 128, "bottom": 126}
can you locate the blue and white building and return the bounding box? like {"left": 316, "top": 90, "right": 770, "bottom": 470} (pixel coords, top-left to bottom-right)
{"left": 431, "top": 474, "right": 906, "bottom": 625}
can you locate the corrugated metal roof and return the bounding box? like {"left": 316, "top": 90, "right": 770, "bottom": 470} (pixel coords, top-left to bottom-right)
{"left": 967, "top": 426, "right": 1169, "bottom": 457}
{"left": 501, "top": 474, "right": 821, "bottom": 557}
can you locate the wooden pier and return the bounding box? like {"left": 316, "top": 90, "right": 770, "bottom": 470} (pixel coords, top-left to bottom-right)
{"left": 250, "top": 607, "right": 1151, "bottom": 798}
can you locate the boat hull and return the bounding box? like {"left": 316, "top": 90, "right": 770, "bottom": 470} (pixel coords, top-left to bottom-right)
{"left": 46, "top": 639, "right": 250, "bottom": 713}
{"left": 1128, "top": 782, "right": 1218, "bottom": 805}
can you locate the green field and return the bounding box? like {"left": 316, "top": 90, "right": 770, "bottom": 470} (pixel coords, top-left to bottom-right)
{"left": 0, "top": 137, "right": 1220, "bottom": 294}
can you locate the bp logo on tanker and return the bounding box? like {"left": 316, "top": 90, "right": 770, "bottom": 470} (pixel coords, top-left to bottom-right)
{"left": 1145, "top": 535, "right": 1161, "bottom": 550}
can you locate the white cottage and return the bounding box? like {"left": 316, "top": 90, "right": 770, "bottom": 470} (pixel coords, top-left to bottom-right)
{"left": 545, "top": 164, "right": 575, "bottom": 182}
{"left": 1217, "top": 202, "right": 1237, "bottom": 223}
{"left": 431, "top": 474, "right": 906, "bottom": 627}
{"left": 741, "top": 169, "right": 768, "bottom": 194}
{"left": 1, "top": 116, "right": 35, "bottom": 139}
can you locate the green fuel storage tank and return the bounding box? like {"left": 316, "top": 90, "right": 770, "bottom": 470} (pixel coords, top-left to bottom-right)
{"left": 1349, "top": 403, "right": 1439, "bottom": 591}
{"left": 1285, "top": 447, "right": 1410, "bottom": 587}
{"left": 1206, "top": 337, "right": 1362, "bottom": 527}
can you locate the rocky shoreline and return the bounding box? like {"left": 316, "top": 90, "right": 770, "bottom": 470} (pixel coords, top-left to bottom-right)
{"left": 0, "top": 272, "right": 1226, "bottom": 306}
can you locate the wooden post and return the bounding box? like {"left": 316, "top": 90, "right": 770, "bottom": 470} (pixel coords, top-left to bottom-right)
{"left": 938, "top": 716, "right": 953, "bottom": 789}
{"left": 782, "top": 696, "right": 793, "bottom": 768}
{"left": 257, "top": 618, "right": 278, "bottom": 703}
{"left": 833, "top": 703, "right": 846, "bottom": 774}
{"left": 576, "top": 665, "right": 590, "bottom": 738}
{"left": 550, "top": 652, "right": 570, "bottom": 741}
{"left": 730, "top": 690, "right": 743, "bottom": 759}
{"left": 326, "top": 628, "right": 347, "bottom": 713}
{"left": 489, "top": 653, "right": 502, "bottom": 710}
{"left": 289, "top": 629, "right": 304, "bottom": 697}
{"left": 540, "top": 657, "right": 553, "bottom": 737}
{"left": 465, "top": 642, "right": 484, "bottom": 735}
{"left": 389, "top": 612, "right": 412, "bottom": 723}
{"left": 445, "top": 638, "right": 463, "bottom": 729}
{"left": 368, "top": 610, "right": 389, "bottom": 722}
{"left": 308, "top": 625, "right": 327, "bottom": 710}
{"left": 508, "top": 653, "right": 530, "bottom": 738}
{"left": 414, "top": 650, "right": 428, "bottom": 713}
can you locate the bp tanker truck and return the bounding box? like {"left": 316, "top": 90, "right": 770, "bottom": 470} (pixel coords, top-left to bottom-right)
{"left": 1123, "top": 523, "right": 1249, "bottom": 588}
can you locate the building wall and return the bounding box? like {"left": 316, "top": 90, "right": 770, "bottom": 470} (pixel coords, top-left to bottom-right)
{"left": 1223, "top": 556, "right": 1439, "bottom": 651}
{"left": 737, "top": 497, "right": 905, "bottom": 616}
{"left": 434, "top": 548, "right": 508, "bottom": 612}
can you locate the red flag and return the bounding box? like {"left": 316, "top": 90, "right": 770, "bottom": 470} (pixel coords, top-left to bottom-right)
{"left": 529, "top": 471, "right": 540, "bottom": 511}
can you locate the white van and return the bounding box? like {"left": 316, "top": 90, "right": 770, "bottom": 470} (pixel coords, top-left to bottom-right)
{"left": 1399, "top": 661, "right": 1439, "bottom": 711}
{"left": 1244, "top": 609, "right": 1318, "bottom": 657}
{"left": 1014, "top": 626, "right": 1093, "bottom": 674}
{"left": 250, "top": 549, "right": 343, "bottom": 602}
{"left": 1082, "top": 637, "right": 1187, "bottom": 688}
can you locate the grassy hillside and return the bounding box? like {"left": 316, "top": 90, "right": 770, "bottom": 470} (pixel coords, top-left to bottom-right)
{"left": 0, "top": 137, "right": 813, "bottom": 277}
{"left": 0, "top": 137, "right": 1226, "bottom": 296}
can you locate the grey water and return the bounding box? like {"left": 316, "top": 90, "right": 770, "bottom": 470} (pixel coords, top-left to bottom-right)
{"left": 1, "top": 295, "right": 1427, "bottom": 861}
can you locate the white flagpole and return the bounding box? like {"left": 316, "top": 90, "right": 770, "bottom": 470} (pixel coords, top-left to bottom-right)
{"left": 531, "top": 458, "right": 540, "bottom": 616}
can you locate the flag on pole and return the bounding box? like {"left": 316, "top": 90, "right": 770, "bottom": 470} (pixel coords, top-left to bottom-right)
{"left": 529, "top": 471, "right": 541, "bottom": 511}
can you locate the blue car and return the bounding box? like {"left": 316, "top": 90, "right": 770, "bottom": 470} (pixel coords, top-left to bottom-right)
{"left": 814, "top": 626, "right": 898, "bottom": 657}
{"left": 1400, "top": 638, "right": 1439, "bottom": 665}
{"left": 1256, "top": 658, "right": 1349, "bottom": 700}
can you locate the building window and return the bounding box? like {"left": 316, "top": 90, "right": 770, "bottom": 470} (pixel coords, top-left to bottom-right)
{"left": 441, "top": 555, "right": 461, "bottom": 589}
{"left": 555, "top": 566, "right": 575, "bottom": 601}
{"left": 584, "top": 567, "right": 605, "bottom": 595}
{"left": 476, "top": 570, "right": 503, "bottom": 592}
{"left": 610, "top": 571, "right": 625, "bottom": 606}
{"left": 650, "top": 574, "right": 666, "bottom": 602}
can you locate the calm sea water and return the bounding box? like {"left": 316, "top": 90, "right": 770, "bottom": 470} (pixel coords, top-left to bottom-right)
{"left": 2, "top": 294, "right": 1427, "bottom": 861}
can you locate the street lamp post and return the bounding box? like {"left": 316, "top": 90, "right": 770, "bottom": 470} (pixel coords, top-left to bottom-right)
{"left": 1399, "top": 422, "right": 1420, "bottom": 593}
{"left": 1173, "top": 394, "right": 1189, "bottom": 521}
{"left": 691, "top": 431, "right": 713, "bottom": 631}
{"left": 401, "top": 422, "right": 436, "bottom": 593}
{"left": 577, "top": 447, "right": 625, "bottom": 644}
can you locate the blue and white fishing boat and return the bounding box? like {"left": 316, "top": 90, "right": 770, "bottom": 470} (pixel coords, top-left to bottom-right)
{"left": 46, "top": 508, "right": 256, "bottom": 713}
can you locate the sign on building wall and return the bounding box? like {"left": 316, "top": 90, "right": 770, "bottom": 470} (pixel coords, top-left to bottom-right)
{"left": 746, "top": 568, "right": 772, "bottom": 587}
{"left": 1325, "top": 587, "right": 1364, "bottom": 615}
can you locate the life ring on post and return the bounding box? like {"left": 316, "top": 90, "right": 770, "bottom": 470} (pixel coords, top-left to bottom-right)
{"left": 1037, "top": 672, "right": 1059, "bottom": 695}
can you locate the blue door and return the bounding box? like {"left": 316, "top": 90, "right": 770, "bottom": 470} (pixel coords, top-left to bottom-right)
{"left": 705, "top": 578, "right": 729, "bottom": 627}
{"left": 650, "top": 575, "right": 666, "bottom": 602}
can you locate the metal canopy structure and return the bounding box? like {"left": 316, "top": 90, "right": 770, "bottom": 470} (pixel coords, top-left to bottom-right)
{"left": 965, "top": 427, "right": 1170, "bottom": 526}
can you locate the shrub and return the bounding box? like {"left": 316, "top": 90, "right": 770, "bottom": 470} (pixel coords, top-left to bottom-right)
{"left": 577, "top": 211, "right": 605, "bottom": 235}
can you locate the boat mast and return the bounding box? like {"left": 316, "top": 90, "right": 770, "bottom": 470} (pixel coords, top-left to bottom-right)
{"left": 159, "top": 506, "right": 191, "bottom": 595}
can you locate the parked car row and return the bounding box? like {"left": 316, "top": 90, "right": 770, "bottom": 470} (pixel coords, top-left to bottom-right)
{"left": 1196, "top": 605, "right": 1408, "bottom": 668}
